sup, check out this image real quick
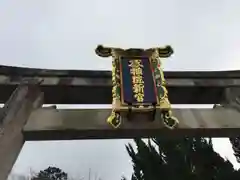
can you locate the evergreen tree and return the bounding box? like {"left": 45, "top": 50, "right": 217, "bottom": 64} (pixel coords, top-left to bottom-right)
{"left": 229, "top": 137, "right": 240, "bottom": 163}
{"left": 126, "top": 137, "right": 240, "bottom": 180}
{"left": 31, "top": 166, "right": 68, "bottom": 180}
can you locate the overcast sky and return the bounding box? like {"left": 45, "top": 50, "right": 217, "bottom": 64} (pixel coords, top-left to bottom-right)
{"left": 1, "top": 0, "right": 240, "bottom": 179}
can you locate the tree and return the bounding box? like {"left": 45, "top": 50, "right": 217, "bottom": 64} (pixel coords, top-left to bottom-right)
{"left": 31, "top": 166, "right": 68, "bottom": 180}
{"left": 126, "top": 137, "right": 240, "bottom": 180}
{"left": 121, "top": 176, "right": 128, "bottom": 180}
{"left": 229, "top": 137, "right": 240, "bottom": 163}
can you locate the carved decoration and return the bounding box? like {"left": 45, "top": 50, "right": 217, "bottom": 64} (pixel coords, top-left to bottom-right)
{"left": 95, "top": 45, "right": 178, "bottom": 129}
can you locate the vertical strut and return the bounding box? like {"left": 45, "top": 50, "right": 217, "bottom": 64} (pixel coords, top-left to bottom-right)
{"left": 0, "top": 83, "right": 43, "bottom": 180}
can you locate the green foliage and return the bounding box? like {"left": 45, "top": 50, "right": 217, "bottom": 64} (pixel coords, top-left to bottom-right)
{"left": 230, "top": 137, "right": 240, "bottom": 163}
{"left": 126, "top": 137, "right": 240, "bottom": 180}
{"left": 32, "top": 166, "right": 68, "bottom": 180}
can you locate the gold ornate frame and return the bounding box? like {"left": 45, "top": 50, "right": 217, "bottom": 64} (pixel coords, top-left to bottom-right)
{"left": 95, "top": 45, "right": 179, "bottom": 129}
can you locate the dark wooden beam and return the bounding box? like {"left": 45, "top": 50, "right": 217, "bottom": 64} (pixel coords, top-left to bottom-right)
{"left": 23, "top": 107, "right": 240, "bottom": 141}
{"left": 0, "top": 65, "right": 240, "bottom": 104}
{"left": 0, "top": 84, "right": 43, "bottom": 180}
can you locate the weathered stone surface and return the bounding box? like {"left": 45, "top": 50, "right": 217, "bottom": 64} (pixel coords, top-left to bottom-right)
{"left": 0, "top": 65, "right": 239, "bottom": 104}
{"left": 0, "top": 85, "right": 43, "bottom": 180}
{"left": 24, "top": 107, "right": 240, "bottom": 140}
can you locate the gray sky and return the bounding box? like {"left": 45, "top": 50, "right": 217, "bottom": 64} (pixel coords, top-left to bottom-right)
{"left": 1, "top": 0, "right": 240, "bottom": 179}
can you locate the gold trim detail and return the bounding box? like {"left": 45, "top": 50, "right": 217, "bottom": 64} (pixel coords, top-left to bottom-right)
{"left": 95, "top": 45, "right": 179, "bottom": 129}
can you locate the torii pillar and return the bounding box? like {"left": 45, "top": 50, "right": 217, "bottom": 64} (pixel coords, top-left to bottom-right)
{"left": 0, "top": 83, "right": 43, "bottom": 180}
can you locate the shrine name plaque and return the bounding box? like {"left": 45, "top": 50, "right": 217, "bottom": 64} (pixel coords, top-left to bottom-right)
{"left": 120, "top": 57, "right": 157, "bottom": 105}
{"left": 95, "top": 45, "right": 179, "bottom": 129}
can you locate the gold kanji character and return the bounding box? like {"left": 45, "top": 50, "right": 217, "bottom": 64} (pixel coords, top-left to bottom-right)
{"left": 132, "top": 75, "right": 144, "bottom": 84}
{"left": 132, "top": 83, "right": 144, "bottom": 94}
{"left": 128, "top": 60, "right": 143, "bottom": 68}
{"left": 130, "top": 67, "right": 143, "bottom": 76}
{"left": 134, "top": 93, "right": 144, "bottom": 102}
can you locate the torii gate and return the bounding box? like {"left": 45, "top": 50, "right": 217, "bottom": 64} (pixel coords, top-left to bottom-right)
{"left": 1, "top": 45, "right": 240, "bottom": 179}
